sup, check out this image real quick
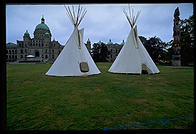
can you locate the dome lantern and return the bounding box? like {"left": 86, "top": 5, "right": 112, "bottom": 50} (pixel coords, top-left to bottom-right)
{"left": 41, "top": 16, "right": 45, "bottom": 24}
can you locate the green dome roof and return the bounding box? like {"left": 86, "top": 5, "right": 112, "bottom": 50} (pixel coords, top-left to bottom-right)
{"left": 35, "top": 23, "right": 50, "bottom": 30}
{"left": 24, "top": 30, "right": 29, "bottom": 35}
{"left": 107, "top": 39, "right": 113, "bottom": 45}
{"left": 35, "top": 16, "right": 50, "bottom": 31}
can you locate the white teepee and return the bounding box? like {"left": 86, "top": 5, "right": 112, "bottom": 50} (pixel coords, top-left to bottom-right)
{"left": 46, "top": 5, "right": 101, "bottom": 76}
{"left": 108, "top": 6, "right": 160, "bottom": 74}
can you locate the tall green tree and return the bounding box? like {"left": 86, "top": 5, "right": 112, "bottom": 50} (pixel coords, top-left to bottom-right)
{"left": 179, "top": 15, "right": 194, "bottom": 65}
{"left": 92, "top": 42, "right": 109, "bottom": 62}
{"left": 139, "top": 36, "right": 147, "bottom": 45}
{"left": 143, "top": 36, "right": 168, "bottom": 63}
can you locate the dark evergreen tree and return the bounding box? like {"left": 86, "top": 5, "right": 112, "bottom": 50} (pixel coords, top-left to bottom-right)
{"left": 92, "top": 42, "right": 109, "bottom": 62}
{"left": 179, "top": 15, "right": 194, "bottom": 66}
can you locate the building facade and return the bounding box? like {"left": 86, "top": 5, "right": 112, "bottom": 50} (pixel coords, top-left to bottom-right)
{"left": 6, "top": 17, "right": 64, "bottom": 63}
{"left": 106, "top": 39, "right": 124, "bottom": 62}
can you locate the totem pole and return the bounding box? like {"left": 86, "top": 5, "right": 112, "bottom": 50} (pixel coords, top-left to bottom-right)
{"left": 172, "top": 7, "right": 181, "bottom": 66}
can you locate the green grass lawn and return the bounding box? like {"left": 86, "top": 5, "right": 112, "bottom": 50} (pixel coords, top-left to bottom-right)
{"left": 6, "top": 62, "right": 194, "bottom": 130}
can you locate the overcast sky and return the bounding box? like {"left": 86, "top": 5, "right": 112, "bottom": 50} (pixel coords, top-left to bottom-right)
{"left": 6, "top": 3, "right": 193, "bottom": 45}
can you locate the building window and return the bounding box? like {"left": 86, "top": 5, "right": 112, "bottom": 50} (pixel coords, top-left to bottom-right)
{"left": 45, "top": 55, "right": 48, "bottom": 59}
{"left": 9, "top": 50, "right": 11, "bottom": 54}
{"left": 15, "top": 50, "right": 17, "bottom": 54}
{"left": 52, "top": 50, "right": 54, "bottom": 53}
{"left": 15, "top": 55, "right": 17, "bottom": 59}
{"left": 45, "top": 49, "right": 47, "bottom": 53}
{"left": 6, "top": 50, "right": 8, "bottom": 54}
{"left": 52, "top": 55, "right": 54, "bottom": 59}
{"left": 21, "top": 49, "right": 23, "bottom": 54}
{"left": 21, "top": 55, "right": 23, "bottom": 58}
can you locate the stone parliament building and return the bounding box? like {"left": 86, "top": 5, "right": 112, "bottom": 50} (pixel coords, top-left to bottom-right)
{"left": 6, "top": 16, "right": 122, "bottom": 63}
{"left": 6, "top": 17, "right": 64, "bottom": 63}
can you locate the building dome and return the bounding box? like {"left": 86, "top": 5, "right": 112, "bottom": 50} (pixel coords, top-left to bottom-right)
{"left": 24, "top": 30, "right": 29, "bottom": 35}
{"left": 35, "top": 16, "right": 50, "bottom": 31}
{"left": 35, "top": 23, "right": 50, "bottom": 31}
{"left": 120, "top": 40, "right": 125, "bottom": 45}
{"left": 34, "top": 16, "right": 51, "bottom": 40}
{"left": 107, "top": 39, "right": 113, "bottom": 45}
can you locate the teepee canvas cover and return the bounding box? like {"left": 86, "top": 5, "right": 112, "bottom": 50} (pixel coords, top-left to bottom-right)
{"left": 108, "top": 6, "right": 160, "bottom": 74}
{"left": 46, "top": 5, "right": 100, "bottom": 76}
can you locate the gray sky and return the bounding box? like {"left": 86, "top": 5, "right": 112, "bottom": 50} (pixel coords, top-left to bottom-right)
{"left": 6, "top": 3, "right": 193, "bottom": 45}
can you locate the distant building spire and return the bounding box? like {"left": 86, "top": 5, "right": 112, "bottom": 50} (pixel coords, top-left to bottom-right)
{"left": 87, "top": 38, "right": 91, "bottom": 43}
{"left": 25, "top": 30, "right": 29, "bottom": 34}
